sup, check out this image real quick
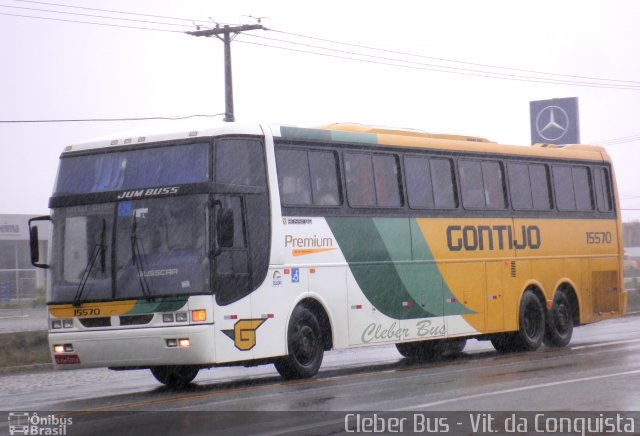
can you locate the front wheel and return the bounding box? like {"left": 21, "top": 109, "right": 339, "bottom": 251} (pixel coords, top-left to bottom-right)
{"left": 150, "top": 365, "right": 199, "bottom": 388}
{"left": 275, "top": 306, "right": 324, "bottom": 380}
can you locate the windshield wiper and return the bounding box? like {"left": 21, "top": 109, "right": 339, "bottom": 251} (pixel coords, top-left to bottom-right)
{"left": 130, "top": 214, "right": 153, "bottom": 301}
{"left": 73, "top": 219, "right": 106, "bottom": 307}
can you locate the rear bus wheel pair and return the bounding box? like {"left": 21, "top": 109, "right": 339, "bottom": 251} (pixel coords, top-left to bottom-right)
{"left": 491, "top": 289, "right": 573, "bottom": 352}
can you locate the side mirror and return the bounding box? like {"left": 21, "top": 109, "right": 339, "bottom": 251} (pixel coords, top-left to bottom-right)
{"left": 28, "top": 216, "right": 51, "bottom": 269}
{"left": 217, "top": 209, "right": 235, "bottom": 248}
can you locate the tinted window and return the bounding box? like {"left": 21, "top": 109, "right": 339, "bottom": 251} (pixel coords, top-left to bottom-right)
{"left": 373, "top": 155, "right": 401, "bottom": 207}
{"left": 553, "top": 166, "right": 575, "bottom": 210}
{"left": 553, "top": 165, "right": 593, "bottom": 211}
{"left": 309, "top": 151, "right": 341, "bottom": 206}
{"left": 460, "top": 159, "right": 506, "bottom": 210}
{"left": 483, "top": 161, "right": 506, "bottom": 209}
{"left": 459, "top": 160, "right": 484, "bottom": 209}
{"left": 345, "top": 152, "right": 376, "bottom": 207}
{"left": 431, "top": 158, "right": 457, "bottom": 208}
{"left": 276, "top": 148, "right": 341, "bottom": 207}
{"left": 573, "top": 166, "right": 593, "bottom": 210}
{"left": 530, "top": 164, "right": 552, "bottom": 210}
{"left": 405, "top": 157, "right": 434, "bottom": 209}
{"left": 56, "top": 143, "right": 209, "bottom": 194}
{"left": 405, "top": 156, "right": 456, "bottom": 209}
{"left": 508, "top": 163, "right": 533, "bottom": 210}
{"left": 216, "top": 138, "right": 266, "bottom": 188}
{"left": 594, "top": 167, "right": 612, "bottom": 212}
{"left": 276, "top": 148, "right": 312, "bottom": 205}
{"left": 508, "top": 163, "right": 551, "bottom": 211}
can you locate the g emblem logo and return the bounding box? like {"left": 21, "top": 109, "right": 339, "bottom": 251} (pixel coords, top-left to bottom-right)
{"left": 222, "top": 319, "right": 266, "bottom": 351}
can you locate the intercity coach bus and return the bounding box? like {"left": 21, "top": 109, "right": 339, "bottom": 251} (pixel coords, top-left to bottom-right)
{"left": 29, "top": 122, "right": 626, "bottom": 387}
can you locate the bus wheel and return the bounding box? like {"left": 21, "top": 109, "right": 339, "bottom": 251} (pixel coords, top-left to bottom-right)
{"left": 396, "top": 340, "right": 444, "bottom": 360}
{"left": 513, "top": 290, "right": 546, "bottom": 351}
{"left": 443, "top": 338, "right": 467, "bottom": 356}
{"left": 150, "top": 365, "right": 199, "bottom": 388}
{"left": 275, "top": 306, "right": 324, "bottom": 380}
{"left": 491, "top": 291, "right": 545, "bottom": 353}
{"left": 543, "top": 291, "right": 573, "bottom": 347}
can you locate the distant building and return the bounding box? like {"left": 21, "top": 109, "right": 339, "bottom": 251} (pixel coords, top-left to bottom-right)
{"left": 0, "top": 214, "right": 50, "bottom": 301}
{"left": 624, "top": 222, "right": 640, "bottom": 247}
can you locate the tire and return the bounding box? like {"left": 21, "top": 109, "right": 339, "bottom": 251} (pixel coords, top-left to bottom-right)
{"left": 443, "top": 338, "right": 467, "bottom": 356}
{"left": 150, "top": 365, "right": 199, "bottom": 388}
{"left": 275, "top": 306, "right": 324, "bottom": 380}
{"left": 491, "top": 290, "right": 545, "bottom": 353}
{"left": 543, "top": 291, "right": 573, "bottom": 348}
{"left": 396, "top": 340, "right": 445, "bottom": 360}
{"left": 512, "top": 290, "right": 546, "bottom": 351}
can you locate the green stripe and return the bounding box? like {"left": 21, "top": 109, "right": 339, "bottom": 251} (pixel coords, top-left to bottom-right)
{"left": 279, "top": 126, "right": 378, "bottom": 144}
{"left": 327, "top": 217, "right": 473, "bottom": 319}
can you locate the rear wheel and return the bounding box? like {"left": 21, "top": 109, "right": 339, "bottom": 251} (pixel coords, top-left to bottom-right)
{"left": 150, "top": 365, "right": 199, "bottom": 388}
{"left": 492, "top": 290, "right": 545, "bottom": 352}
{"left": 543, "top": 291, "right": 573, "bottom": 347}
{"left": 275, "top": 306, "right": 324, "bottom": 380}
{"left": 443, "top": 338, "right": 467, "bottom": 356}
{"left": 396, "top": 338, "right": 466, "bottom": 360}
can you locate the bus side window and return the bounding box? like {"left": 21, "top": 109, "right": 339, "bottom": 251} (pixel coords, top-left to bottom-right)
{"left": 594, "top": 167, "right": 612, "bottom": 212}
{"left": 309, "top": 151, "right": 341, "bottom": 206}
{"left": 372, "top": 154, "right": 402, "bottom": 207}
{"left": 553, "top": 165, "right": 594, "bottom": 211}
{"left": 481, "top": 161, "right": 506, "bottom": 209}
{"left": 276, "top": 148, "right": 312, "bottom": 206}
{"left": 459, "top": 160, "right": 485, "bottom": 209}
{"left": 345, "top": 152, "right": 376, "bottom": 207}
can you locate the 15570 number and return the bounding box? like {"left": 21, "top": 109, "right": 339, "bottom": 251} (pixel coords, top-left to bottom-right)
{"left": 73, "top": 308, "right": 101, "bottom": 317}
{"left": 586, "top": 231, "right": 612, "bottom": 244}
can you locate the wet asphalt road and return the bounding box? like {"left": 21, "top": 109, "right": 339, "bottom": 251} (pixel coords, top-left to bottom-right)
{"left": 2, "top": 315, "right": 640, "bottom": 434}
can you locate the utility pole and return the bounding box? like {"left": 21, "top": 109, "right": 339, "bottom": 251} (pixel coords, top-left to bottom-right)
{"left": 186, "top": 24, "right": 264, "bottom": 122}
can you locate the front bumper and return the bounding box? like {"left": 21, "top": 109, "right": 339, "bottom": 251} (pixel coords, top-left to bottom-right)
{"left": 49, "top": 324, "right": 216, "bottom": 369}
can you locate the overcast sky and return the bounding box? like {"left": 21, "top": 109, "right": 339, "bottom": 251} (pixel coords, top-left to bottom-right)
{"left": 2, "top": 0, "right": 640, "bottom": 221}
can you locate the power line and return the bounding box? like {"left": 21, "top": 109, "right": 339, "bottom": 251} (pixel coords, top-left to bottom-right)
{"left": 10, "top": 0, "right": 210, "bottom": 24}
{"left": 240, "top": 33, "right": 640, "bottom": 91}
{"left": 271, "top": 29, "right": 640, "bottom": 86}
{"left": 597, "top": 134, "right": 640, "bottom": 147}
{"left": 0, "top": 114, "right": 225, "bottom": 123}
{"left": 0, "top": 4, "right": 194, "bottom": 28}
{"left": 234, "top": 38, "right": 640, "bottom": 91}
{"left": 0, "top": 11, "right": 183, "bottom": 32}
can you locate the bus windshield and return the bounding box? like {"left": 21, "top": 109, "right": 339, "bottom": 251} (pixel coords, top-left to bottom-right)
{"left": 51, "top": 195, "right": 209, "bottom": 304}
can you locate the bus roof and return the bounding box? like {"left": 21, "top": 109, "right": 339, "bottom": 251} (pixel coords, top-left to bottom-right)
{"left": 62, "top": 121, "right": 610, "bottom": 163}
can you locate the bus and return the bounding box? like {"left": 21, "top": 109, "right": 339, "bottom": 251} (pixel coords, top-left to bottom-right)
{"left": 29, "top": 122, "right": 626, "bottom": 387}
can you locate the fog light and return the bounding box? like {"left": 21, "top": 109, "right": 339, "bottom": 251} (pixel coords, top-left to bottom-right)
{"left": 63, "top": 344, "right": 74, "bottom": 352}
{"left": 63, "top": 319, "right": 73, "bottom": 328}
{"left": 53, "top": 344, "right": 65, "bottom": 353}
{"left": 166, "top": 339, "right": 178, "bottom": 347}
{"left": 175, "top": 312, "right": 188, "bottom": 322}
{"left": 51, "top": 320, "right": 62, "bottom": 329}
{"left": 178, "top": 338, "right": 190, "bottom": 348}
{"left": 162, "top": 313, "right": 174, "bottom": 323}
{"left": 191, "top": 309, "right": 206, "bottom": 322}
